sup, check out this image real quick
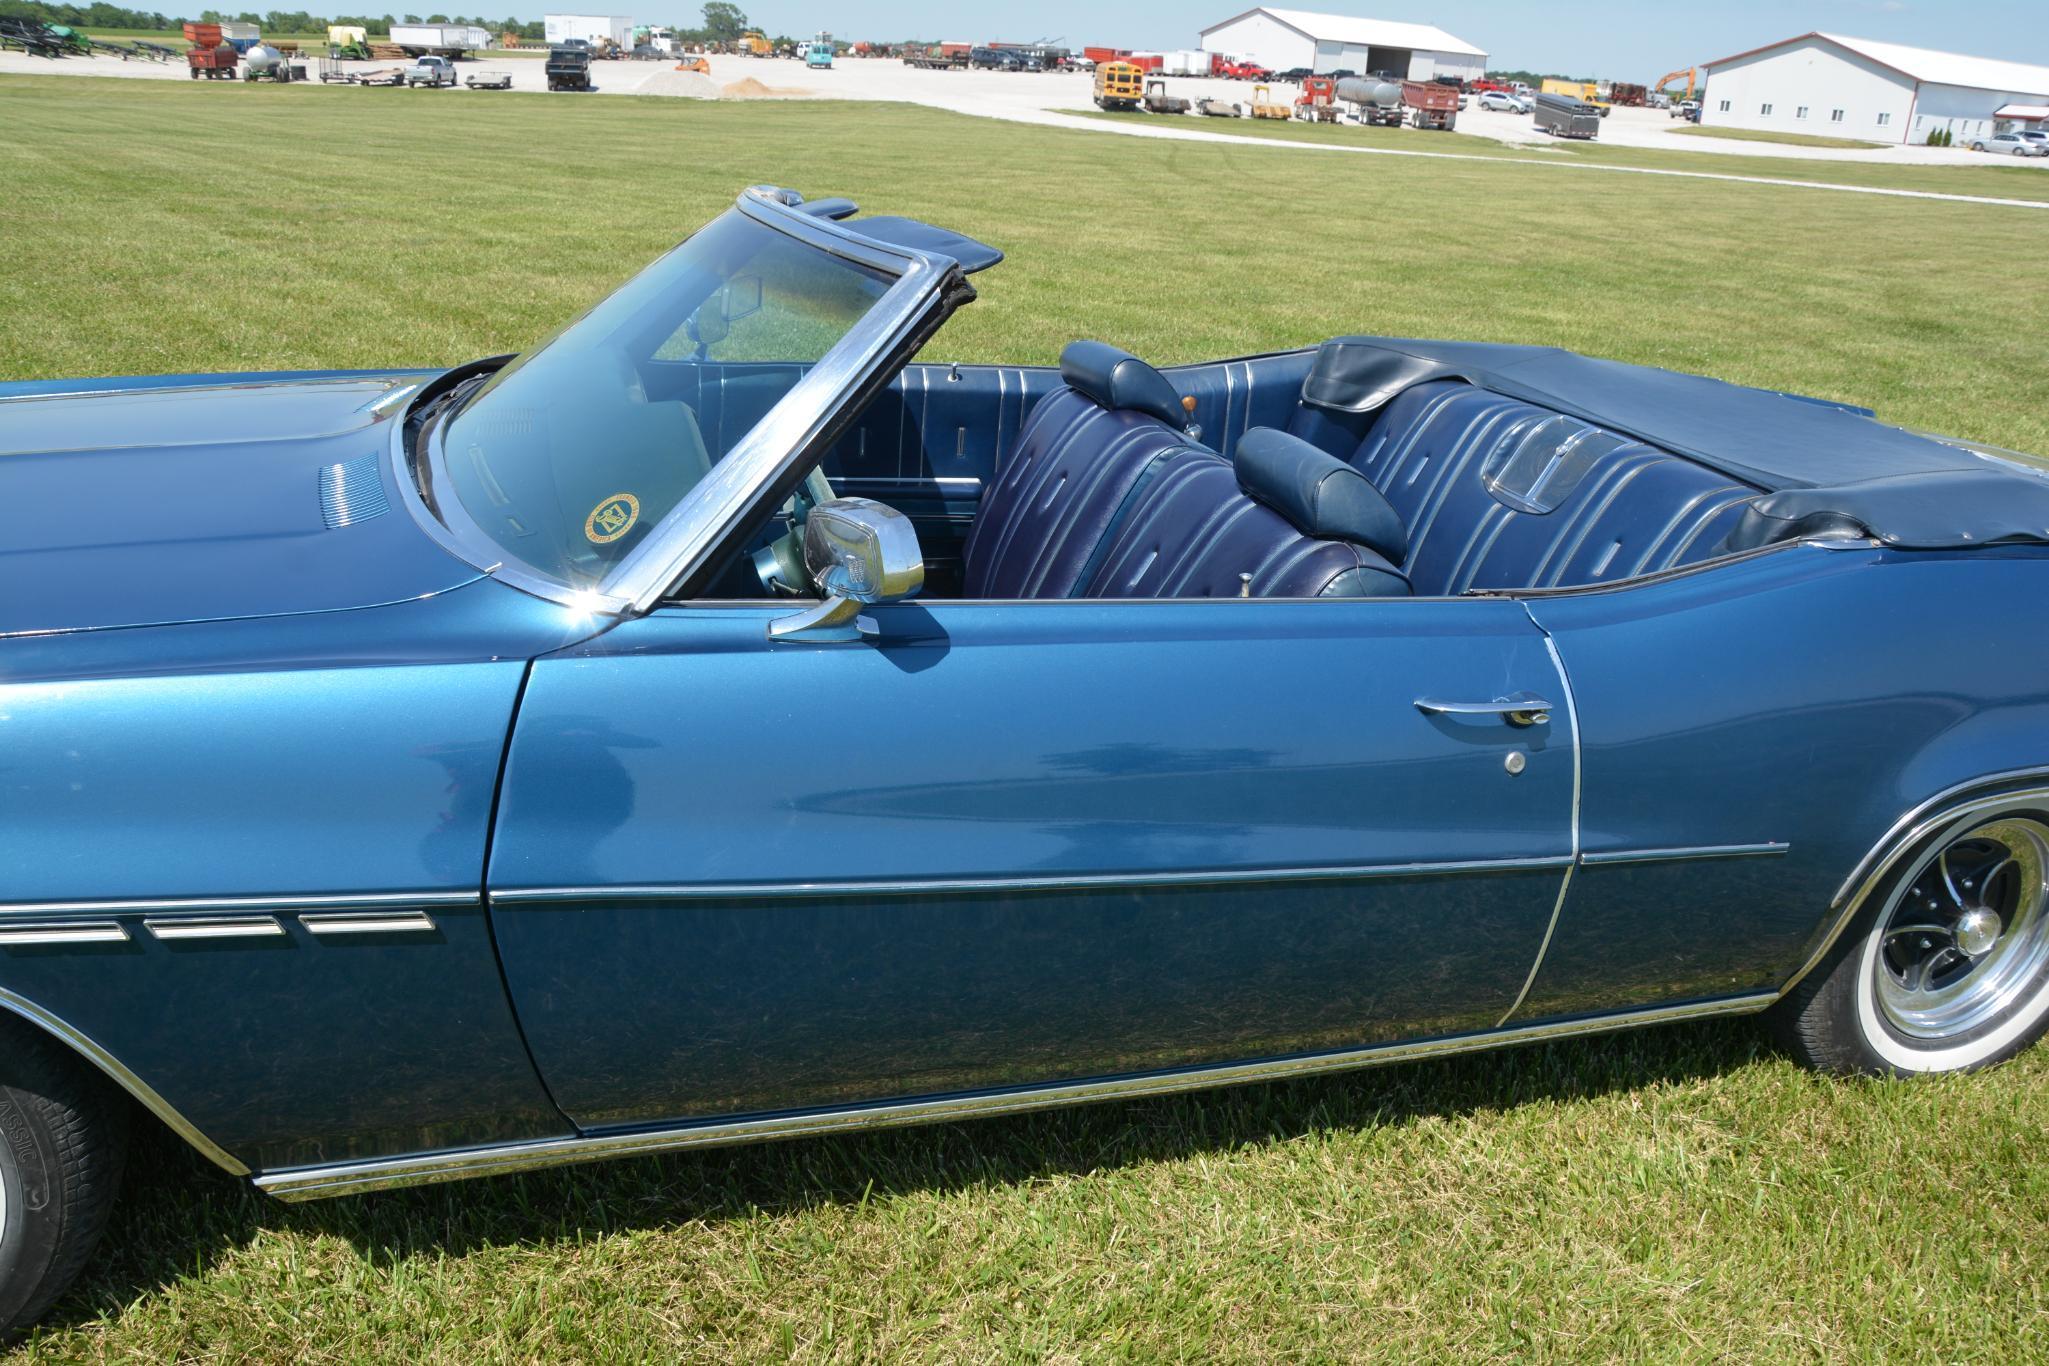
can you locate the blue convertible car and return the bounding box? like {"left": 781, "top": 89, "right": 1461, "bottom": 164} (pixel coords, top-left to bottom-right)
{"left": 4, "top": 185, "right": 2049, "bottom": 1330}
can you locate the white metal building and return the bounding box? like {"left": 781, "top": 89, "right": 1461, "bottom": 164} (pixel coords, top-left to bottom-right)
{"left": 1699, "top": 32, "right": 2049, "bottom": 146}
{"left": 543, "top": 13, "right": 633, "bottom": 48}
{"left": 1198, "top": 7, "right": 1486, "bottom": 82}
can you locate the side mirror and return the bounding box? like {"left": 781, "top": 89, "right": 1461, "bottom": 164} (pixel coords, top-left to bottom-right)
{"left": 768, "top": 498, "right": 924, "bottom": 642}
{"left": 721, "top": 274, "right": 764, "bottom": 322}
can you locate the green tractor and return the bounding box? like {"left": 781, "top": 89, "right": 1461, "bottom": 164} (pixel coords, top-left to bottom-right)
{"left": 47, "top": 24, "right": 94, "bottom": 55}
{"left": 326, "top": 24, "right": 372, "bottom": 60}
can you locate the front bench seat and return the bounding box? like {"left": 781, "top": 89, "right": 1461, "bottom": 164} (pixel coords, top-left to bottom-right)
{"left": 960, "top": 341, "right": 1200, "bottom": 599}
{"left": 1078, "top": 428, "right": 1411, "bottom": 599}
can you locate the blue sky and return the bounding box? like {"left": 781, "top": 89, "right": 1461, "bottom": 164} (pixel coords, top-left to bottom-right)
{"left": 631, "top": 2, "right": 2049, "bottom": 77}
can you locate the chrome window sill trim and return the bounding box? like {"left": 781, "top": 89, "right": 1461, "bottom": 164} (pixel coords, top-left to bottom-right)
{"left": 0, "top": 891, "right": 478, "bottom": 918}
{"left": 144, "top": 916, "right": 287, "bottom": 942}
{"left": 1782, "top": 778, "right": 2049, "bottom": 1000}
{"left": 256, "top": 992, "right": 1776, "bottom": 1201}
{"left": 299, "top": 910, "right": 439, "bottom": 936}
{"left": 0, "top": 985, "right": 248, "bottom": 1175}
{"left": 491, "top": 856, "right": 1576, "bottom": 906}
{"left": 1579, "top": 843, "right": 1789, "bottom": 867}
{"left": 0, "top": 922, "right": 129, "bottom": 947}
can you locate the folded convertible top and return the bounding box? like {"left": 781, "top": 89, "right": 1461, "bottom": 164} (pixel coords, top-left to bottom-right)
{"left": 1302, "top": 337, "right": 2049, "bottom": 551}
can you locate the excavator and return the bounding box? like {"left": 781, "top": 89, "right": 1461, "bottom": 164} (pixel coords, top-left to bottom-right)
{"left": 1656, "top": 67, "right": 1698, "bottom": 100}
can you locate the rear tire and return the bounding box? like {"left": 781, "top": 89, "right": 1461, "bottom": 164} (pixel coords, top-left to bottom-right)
{"left": 1772, "top": 810, "right": 2049, "bottom": 1076}
{"left": 0, "top": 1020, "right": 129, "bottom": 1341}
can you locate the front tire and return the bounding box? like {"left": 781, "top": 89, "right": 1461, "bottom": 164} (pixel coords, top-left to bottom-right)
{"left": 1773, "top": 812, "right": 2049, "bottom": 1076}
{"left": 0, "top": 1020, "right": 129, "bottom": 1341}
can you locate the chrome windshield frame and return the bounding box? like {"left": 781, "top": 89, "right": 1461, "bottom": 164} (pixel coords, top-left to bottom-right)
{"left": 394, "top": 186, "right": 967, "bottom": 615}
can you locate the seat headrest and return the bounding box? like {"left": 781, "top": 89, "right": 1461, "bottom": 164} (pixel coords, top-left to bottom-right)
{"left": 1060, "top": 341, "right": 1187, "bottom": 427}
{"left": 1235, "top": 427, "right": 1408, "bottom": 563}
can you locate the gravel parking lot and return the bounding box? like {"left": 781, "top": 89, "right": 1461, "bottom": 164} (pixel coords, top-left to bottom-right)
{"left": 5, "top": 47, "right": 2045, "bottom": 170}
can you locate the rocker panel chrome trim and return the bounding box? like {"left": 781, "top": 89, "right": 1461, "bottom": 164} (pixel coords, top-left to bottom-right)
{"left": 257, "top": 993, "right": 1776, "bottom": 1200}
{"left": 491, "top": 856, "right": 1576, "bottom": 905}
{"left": 0, "top": 985, "right": 249, "bottom": 1175}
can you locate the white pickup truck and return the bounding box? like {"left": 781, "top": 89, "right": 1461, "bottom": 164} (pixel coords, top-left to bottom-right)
{"left": 404, "top": 55, "right": 457, "bottom": 87}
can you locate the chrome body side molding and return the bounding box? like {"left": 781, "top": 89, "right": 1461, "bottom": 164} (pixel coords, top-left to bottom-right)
{"left": 490, "top": 856, "right": 1577, "bottom": 907}
{"left": 256, "top": 993, "right": 1774, "bottom": 1201}
{"left": 0, "top": 890, "right": 479, "bottom": 919}
{"left": 0, "top": 985, "right": 249, "bottom": 1175}
{"left": 1579, "top": 843, "right": 1790, "bottom": 867}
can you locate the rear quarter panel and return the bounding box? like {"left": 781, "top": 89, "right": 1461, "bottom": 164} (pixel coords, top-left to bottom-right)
{"left": 1517, "top": 543, "right": 2049, "bottom": 1018}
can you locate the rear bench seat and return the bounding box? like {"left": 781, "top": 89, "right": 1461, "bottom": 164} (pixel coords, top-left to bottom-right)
{"left": 963, "top": 342, "right": 1409, "bottom": 600}
{"left": 1282, "top": 346, "right": 1758, "bottom": 596}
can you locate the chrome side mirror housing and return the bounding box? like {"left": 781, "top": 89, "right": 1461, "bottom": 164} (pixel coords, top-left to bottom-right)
{"left": 768, "top": 498, "right": 924, "bottom": 642}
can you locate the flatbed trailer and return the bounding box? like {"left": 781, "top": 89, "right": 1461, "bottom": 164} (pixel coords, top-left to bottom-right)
{"left": 464, "top": 70, "right": 512, "bottom": 88}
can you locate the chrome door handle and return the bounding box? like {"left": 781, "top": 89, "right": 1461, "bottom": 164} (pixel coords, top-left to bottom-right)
{"left": 1415, "top": 692, "right": 1553, "bottom": 727}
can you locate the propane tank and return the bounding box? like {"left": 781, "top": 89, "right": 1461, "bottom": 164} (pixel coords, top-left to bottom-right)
{"left": 243, "top": 42, "right": 281, "bottom": 73}
{"left": 1335, "top": 77, "right": 1400, "bottom": 108}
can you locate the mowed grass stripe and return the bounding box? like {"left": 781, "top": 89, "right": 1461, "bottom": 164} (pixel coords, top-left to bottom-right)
{"left": 0, "top": 74, "right": 2046, "bottom": 1362}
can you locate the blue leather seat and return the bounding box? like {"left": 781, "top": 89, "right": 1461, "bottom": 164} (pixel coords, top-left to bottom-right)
{"left": 960, "top": 342, "right": 1200, "bottom": 599}
{"left": 1079, "top": 430, "right": 1409, "bottom": 599}
{"left": 962, "top": 344, "right": 1412, "bottom": 601}
{"left": 1296, "top": 378, "right": 1757, "bottom": 596}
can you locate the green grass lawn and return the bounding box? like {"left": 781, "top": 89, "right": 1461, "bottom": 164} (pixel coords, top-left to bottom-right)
{"left": 1671, "top": 124, "right": 1891, "bottom": 150}
{"left": 2, "top": 74, "right": 2048, "bottom": 1360}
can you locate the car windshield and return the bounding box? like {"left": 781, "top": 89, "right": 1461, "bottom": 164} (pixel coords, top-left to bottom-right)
{"left": 436, "top": 208, "right": 897, "bottom": 591}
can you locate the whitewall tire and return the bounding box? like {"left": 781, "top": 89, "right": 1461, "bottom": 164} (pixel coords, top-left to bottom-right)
{"left": 1774, "top": 809, "right": 2049, "bottom": 1076}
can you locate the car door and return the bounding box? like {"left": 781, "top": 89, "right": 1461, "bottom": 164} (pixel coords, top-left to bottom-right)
{"left": 486, "top": 596, "right": 1575, "bottom": 1131}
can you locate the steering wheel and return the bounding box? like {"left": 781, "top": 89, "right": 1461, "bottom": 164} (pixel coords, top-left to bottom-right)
{"left": 752, "top": 465, "right": 839, "bottom": 595}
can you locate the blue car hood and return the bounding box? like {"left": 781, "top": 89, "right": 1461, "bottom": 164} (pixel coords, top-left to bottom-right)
{"left": 0, "top": 373, "right": 480, "bottom": 637}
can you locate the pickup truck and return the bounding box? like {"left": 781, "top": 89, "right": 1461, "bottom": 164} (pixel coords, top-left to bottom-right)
{"left": 404, "top": 55, "right": 456, "bottom": 86}
{"left": 546, "top": 44, "right": 592, "bottom": 91}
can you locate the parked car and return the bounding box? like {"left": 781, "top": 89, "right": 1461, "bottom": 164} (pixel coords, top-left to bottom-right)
{"left": 1670, "top": 100, "right": 1699, "bottom": 120}
{"left": 5, "top": 183, "right": 2049, "bottom": 1335}
{"left": 403, "top": 54, "right": 455, "bottom": 86}
{"left": 1477, "top": 90, "right": 1529, "bottom": 113}
{"left": 1275, "top": 66, "right": 1313, "bottom": 82}
{"left": 1969, "top": 132, "right": 2044, "bottom": 156}
{"left": 969, "top": 46, "right": 1026, "bottom": 71}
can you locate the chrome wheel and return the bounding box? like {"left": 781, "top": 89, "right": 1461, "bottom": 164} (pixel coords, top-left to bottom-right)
{"left": 1871, "top": 818, "right": 2049, "bottom": 1043}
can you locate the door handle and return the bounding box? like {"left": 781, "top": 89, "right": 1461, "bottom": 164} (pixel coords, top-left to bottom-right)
{"left": 1414, "top": 692, "right": 1553, "bottom": 727}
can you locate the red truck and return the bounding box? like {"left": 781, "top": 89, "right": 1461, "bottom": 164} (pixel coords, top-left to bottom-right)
{"left": 1217, "top": 58, "right": 1271, "bottom": 80}
{"left": 1401, "top": 80, "right": 1460, "bottom": 130}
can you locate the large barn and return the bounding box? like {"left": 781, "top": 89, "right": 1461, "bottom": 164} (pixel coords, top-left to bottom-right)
{"left": 1198, "top": 7, "right": 1487, "bottom": 83}
{"left": 1700, "top": 32, "right": 2049, "bottom": 146}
